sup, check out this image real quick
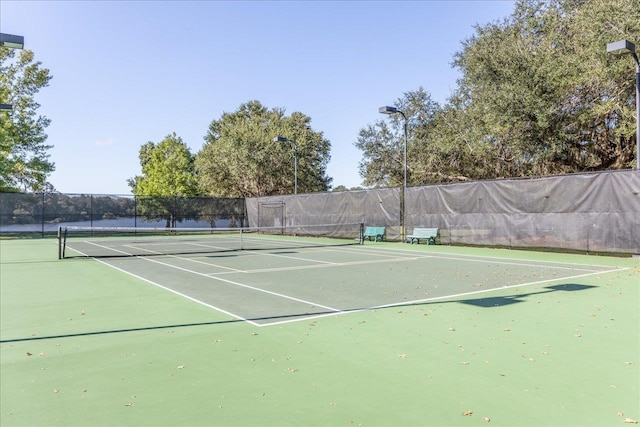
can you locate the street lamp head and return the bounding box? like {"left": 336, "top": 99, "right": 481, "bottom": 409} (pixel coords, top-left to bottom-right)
{"left": 379, "top": 106, "right": 398, "bottom": 115}
{"left": 274, "top": 136, "right": 289, "bottom": 143}
{"left": 0, "top": 33, "right": 25, "bottom": 50}
{"left": 607, "top": 39, "right": 636, "bottom": 55}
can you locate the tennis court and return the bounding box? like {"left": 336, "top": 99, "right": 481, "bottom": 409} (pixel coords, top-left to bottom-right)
{"left": 1, "top": 237, "right": 638, "bottom": 426}
{"left": 59, "top": 228, "right": 624, "bottom": 327}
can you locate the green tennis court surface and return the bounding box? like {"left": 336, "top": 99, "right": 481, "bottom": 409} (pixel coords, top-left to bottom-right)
{"left": 61, "top": 234, "right": 625, "bottom": 326}
{"left": 1, "top": 238, "right": 638, "bottom": 426}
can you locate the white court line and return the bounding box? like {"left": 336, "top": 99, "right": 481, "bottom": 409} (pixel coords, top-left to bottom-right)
{"left": 139, "top": 256, "right": 342, "bottom": 312}
{"left": 70, "top": 240, "right": 628, "bottom": 327}
{"left": 257, "top": 251, "right": 337, "bottom": 265}
{"left": 343, "top": 245, "right": 620, "bottom": 273}
{"left": 417, "top": 254, "right": 603, "bottom": 272}
{"left": 263, "top": 266, "right": 630, "bottom": 327}
{"left": 81, "top": 240, "right": 342, "bottom": 316}
{"left": 370, "top": 267, "right": 630, "bottom": 310}
{"left": 64, "top": 243, "right": 259, "bottom": 326}
{"left": 129, "top": 240, "right": 427, "bottom": 274}
{"left": 353, "top": 244, "right": 624, "bottom": 271}
{"left": 129, "top": 241, "right": 345, "bottom": 272}
{"left": 209, "top": 255, "right": 432, "bottom": 275}
{"left": 124, "top": 244, "right": 247, "bottom": 273}
{"left": 74, "top": 238, "right": 621, "bottom": 281}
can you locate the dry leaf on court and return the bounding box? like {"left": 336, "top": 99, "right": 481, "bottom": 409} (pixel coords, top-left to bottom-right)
{"left": 462, "top": 410, "right": 473, "bottom": 416}
{"left": 623, "top": 418, "right": 638, "bottom": 424}
{"left": 484, "top": 416, "right": 491, "bottom": 422}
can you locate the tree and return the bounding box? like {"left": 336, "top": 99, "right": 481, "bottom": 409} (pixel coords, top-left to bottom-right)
{"left": 449, "top": 0, "right": 640, "bottom": 175}
{"left": 196, "top": 100, "right": 332, "bottom": 197}
{"left": 0, "top": 48, "right": 54, "bottom": 192}
{"left": 355, "top": 87, "right": 440, "bottom": 187}
{"left": 332, "top": 185, "right": 364, "bottom": 191}
{"left": 128, "top": 133, "right": 198, "bottom": 196}
{"left": 357, "top": 1, "right": 639, "bottom": 184}
{"left": 128, "top": 133, "right": 198, "bottom": 227}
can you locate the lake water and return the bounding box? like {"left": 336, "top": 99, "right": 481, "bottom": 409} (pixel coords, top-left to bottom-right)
{"left": 0, "top": 217, "right": 233, "bottom": 234}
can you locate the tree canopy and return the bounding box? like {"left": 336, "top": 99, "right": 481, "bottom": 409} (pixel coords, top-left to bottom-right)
{"left": 355, "top": 87, "right": 440, "bottom": 187}
{"left": 0, "top": 48, "right": 54, "bottom": 192}
{"left": 451, "top": 0, "right": 639, "bottom": 175}
{"left": 357, "top": 0, "right": 640, "bottom": 185}
{"left": 196, "top": 100, "right": 332, "bottom": 197}
{"left": 127, "top": 133, "right": 199, "bottom": 227}
{"left": 128, "top": 133, "right": 198, "bottom": 196}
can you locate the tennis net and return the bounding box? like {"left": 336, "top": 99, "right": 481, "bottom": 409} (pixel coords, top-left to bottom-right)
{"left": 57, "top": 223, "right": 364, "bottom": 259}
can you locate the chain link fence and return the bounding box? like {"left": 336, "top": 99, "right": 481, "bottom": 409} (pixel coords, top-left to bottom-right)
{"left": 2, "top": 170, "right": 638, "bottom": 254}
{"left": 0, "top": 194, "right": 246, "bottom": 235}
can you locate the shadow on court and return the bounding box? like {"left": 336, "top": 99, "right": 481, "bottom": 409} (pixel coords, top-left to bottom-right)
{"left": 458, "top": 283, "right": 595, "bottom": 308}
{"left": 0, "top": 283, "right": 596, "bottom": 343}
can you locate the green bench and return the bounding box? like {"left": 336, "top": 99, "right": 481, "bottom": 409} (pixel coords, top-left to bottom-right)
{"left": 363, "top": 226, "right": 385, "bottom": 242}
{"left": 407, "top": 227, "right": 438, "bottom": 245}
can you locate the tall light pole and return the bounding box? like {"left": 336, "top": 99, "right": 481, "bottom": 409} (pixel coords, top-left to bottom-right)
{"left": 0, "top": 32, "right": 25, "bottom": 112}
{"left": 607, "top": 39, "right": 640, "bottom": 170}
{"left": 274, "top": 136, "right": 298, "bottom": 194}
{"left": 379, "top": 105, "right": 408, "bottom": 241}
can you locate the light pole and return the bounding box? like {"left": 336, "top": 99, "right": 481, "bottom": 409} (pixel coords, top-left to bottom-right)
{"left": 607, "top": 39, "right": 640, "bottom": 170}
{"left": 379, "top": 105, "right": 408, "bottom": 241}
{"left": 1, "top": 32, "right": 25, "bottom": 112}
{"left": 274, "top": 136, "right": 298, "bottom": 194}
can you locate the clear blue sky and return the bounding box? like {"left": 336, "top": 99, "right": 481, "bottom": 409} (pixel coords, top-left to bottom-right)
{"left": 1, "top": 0, "right": 515, "bottom": 195}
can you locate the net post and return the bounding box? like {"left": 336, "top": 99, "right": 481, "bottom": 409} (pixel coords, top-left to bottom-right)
{"left": 359, "top": 222, "right": 365, "bottom": 244}
{"left": 57, "top": 226, "right": 68, "bottom": 259}
{"left": 57, "top": 226, "right": 62, "bottom": 259}
{"left": 61, "top": 227, "right": 68, "bottom": 259}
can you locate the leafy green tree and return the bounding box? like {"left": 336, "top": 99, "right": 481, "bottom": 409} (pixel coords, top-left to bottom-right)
{"left": 355, "top": 87, "right": 440, "bottom": 187}
{"left": 449, "top": 0, "right": 640, "bottom": 175}
{"left": 128, "top": 133, "right": 198, "bottom": 196}
{"left": 0, "top": 48, "right": 54, "bottom": 192}
{"left": 357, "top": 1, "right": 639, "bottom": 184}
{"left": 332, "top": 185, "right": 364, "bottom": 191}
{"left": 196, "top": 100, "right": 332, "bottom": 197}
{"left": 128, "top": 133, "right": 198, "bottom": 227}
